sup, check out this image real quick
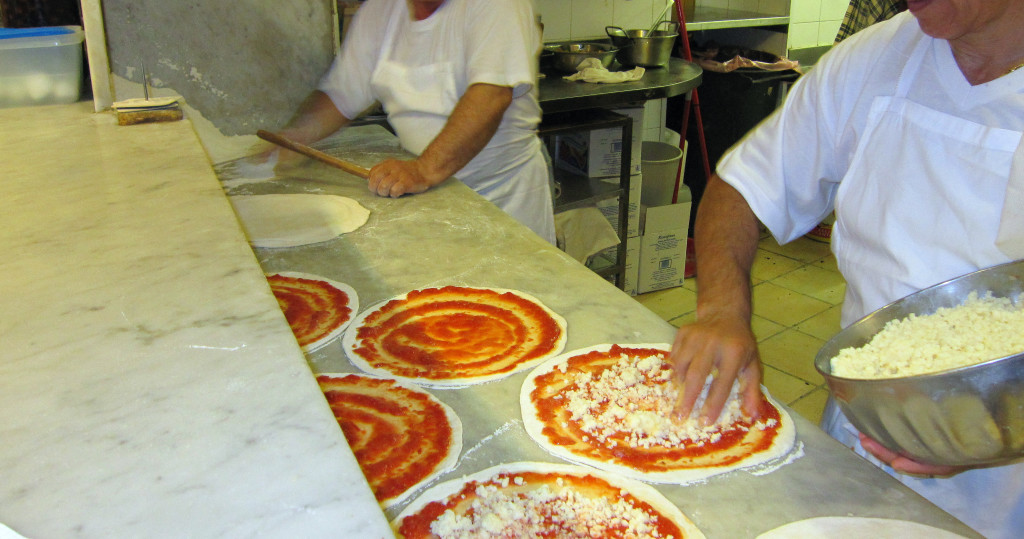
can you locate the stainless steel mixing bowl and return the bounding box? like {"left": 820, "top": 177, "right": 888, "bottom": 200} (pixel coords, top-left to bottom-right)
{"left": 814, "top": 259, "right": 1024, "bottom": 466}
{"left": 545, "top": 43, "right": 617, "bottom": 73}
{"left": 606, "top": 22, "right": 679, "bottom": 68}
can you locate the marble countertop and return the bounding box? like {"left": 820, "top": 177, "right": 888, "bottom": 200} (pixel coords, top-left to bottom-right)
{"left": 216, "top": 126, "right": 981, "bottom": 538}
{"left": 0, "top": 103, "right": 391, "bottom": 538}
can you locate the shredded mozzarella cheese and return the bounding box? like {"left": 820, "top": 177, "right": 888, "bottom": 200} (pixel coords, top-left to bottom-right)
{"left": 429, "top": 477, "right": 673, "bottom": 538}
{"left": 558, "top": 352, "right": 746, "bottom": 449}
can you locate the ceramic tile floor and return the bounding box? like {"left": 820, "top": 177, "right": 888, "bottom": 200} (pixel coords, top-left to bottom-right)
{"left": 634, "top": 233, "right": 846, "bottom": 425}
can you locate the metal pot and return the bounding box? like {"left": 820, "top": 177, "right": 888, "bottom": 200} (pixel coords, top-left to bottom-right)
{"left": 545, "top": 43, "right": 617, "bottom": 73}
{"left": 606, "top": 21, "right": 679, "bottom": 68}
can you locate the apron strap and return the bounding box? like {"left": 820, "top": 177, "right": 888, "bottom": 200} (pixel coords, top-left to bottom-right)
{"left": 895, "top": 35, "right": 931, "bottom": 97}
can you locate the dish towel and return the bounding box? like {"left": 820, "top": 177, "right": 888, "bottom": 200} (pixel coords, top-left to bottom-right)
{"left": 554, "top": 206, "right": 621, "bottom": 263}
{"left": 564, "top": 58, "right": 645, "bottom": 84}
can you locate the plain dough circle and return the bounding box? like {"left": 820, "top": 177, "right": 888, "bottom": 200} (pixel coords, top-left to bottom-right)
{"left": 756, "top": 517, "right": 968, "bottom": 538}
{"left": 230, "top": 194, "right": 370, "bottom": 248}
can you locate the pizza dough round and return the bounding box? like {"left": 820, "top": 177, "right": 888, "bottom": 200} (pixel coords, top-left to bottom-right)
{"left": 317, "top": 373, "right": 462, "bottom": 509}
{"left": 230, "top": 194, "right": 369, "bottom": 248}
{"left": 267, "top": 272, "right": 358, "bottom": 353}
{"left": 520, "top": 343, "right": 796, "bottom": 484}
{"left": 755, "top": 517, "right": 968, "bottom": 539}
{"left": 391, "top": 461, "right": 705, "bottom": 539}
{"left": 342, "top": 286, "right": 567, "bottom": 388}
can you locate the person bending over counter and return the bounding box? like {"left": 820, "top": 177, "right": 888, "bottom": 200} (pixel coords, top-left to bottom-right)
{"left": 668, "top": 1, "right": 1024, "bottom": 537}
{"left": 274, "top": 0, "right": 555, "bottom": 244}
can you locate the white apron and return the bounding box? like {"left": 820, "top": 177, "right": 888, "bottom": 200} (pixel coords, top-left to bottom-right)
{"left": 823, "top": 36, "right": 1024, "bottom": 539}
{"left": 367, "top": 2, "right": 555, "bottom": 244}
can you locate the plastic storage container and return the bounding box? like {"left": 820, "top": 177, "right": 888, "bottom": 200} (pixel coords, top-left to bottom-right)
{"left": 0, "top": 25, "right": 84, "bottom": 109}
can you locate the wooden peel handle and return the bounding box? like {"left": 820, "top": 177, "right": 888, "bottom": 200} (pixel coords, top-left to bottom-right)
{"left": 257, "top": 129, "right": 371, "bottom": 179}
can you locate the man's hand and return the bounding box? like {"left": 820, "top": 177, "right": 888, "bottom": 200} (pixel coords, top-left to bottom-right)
{"left": 858, "top": 433, "right": 968, "bottom": 478}
{"left": 667, "top": 173, "right": 763, "bottom": 424}
{"left": 670, "top": 315, "right": 763, "bottom": 422}
{"left": 367, "top": 158, "right": 444, "bottom": 198}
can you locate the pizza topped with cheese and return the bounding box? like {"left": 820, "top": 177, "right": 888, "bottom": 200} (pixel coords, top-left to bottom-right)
{"left": 520, "top": 344, "right": 796, "bottom": 484}
{"left": 342, "top": 286, "right": 567, "bottom": 388}
{"left": 317, "top": 373, "right": 462, "bottom": 508}
{"left": 391, "top": 461, "right": 705, "bottom": 539}
{"left": 267, "top": 272, "right": 358, "bottom": 352}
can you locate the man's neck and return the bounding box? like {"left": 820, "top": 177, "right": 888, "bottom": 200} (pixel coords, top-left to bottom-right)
{"left": 949, "top": 4, "right": 1024, "bottom": 85}
{"left": 408, "top": 0, "right": 444, "bottom": 21}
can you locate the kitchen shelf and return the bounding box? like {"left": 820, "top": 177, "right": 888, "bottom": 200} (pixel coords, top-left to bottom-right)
{"left": 552, "top": 170, "right": 622, "bottom": 212}
{"left": 685, "top": 7, "right": 789, "bottom": 31}
{"left": 539, "top": 108, "right": 632, "bottom": 290}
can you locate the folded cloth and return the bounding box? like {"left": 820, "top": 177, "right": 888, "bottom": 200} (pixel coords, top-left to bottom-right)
{"left": 564, "top": 58, "right": 645, "bottom": 84}
{"left": 554, "top": 206, "right": 620, "bottom": 263}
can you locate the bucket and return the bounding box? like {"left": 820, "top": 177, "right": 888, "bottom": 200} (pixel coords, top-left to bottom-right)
{"left": 606, "top": 22, "right": 679, "bottom": 68}
{"left": 640, "top": 140, "right": 683, "bottom": 206}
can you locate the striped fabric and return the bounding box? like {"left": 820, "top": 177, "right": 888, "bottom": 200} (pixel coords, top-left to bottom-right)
{"left": 835, "top": 0, "right": 907, "bottom": 43}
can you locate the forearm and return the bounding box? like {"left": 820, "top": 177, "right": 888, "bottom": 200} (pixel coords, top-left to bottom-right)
{"left": 693, "top": 174, "right": 761, "bottom": 323}
{"left": 280, "top": 90, "right": 351, "bottom": 145}
{"left": 415, "top": 83, "right": 513, "bottom": 184}
{"left": 669, "top": 173, "right": 763, "bottom": 419}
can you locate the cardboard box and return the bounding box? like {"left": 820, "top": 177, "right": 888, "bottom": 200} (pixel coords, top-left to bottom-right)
{"left": 623, "top": 201, "right": 692, "bottom": 295}
{"left": 595, "top": 173, "right": 641, "bottom": 238}
{"left": 554, "top": 106, "right": 644, "bottom": 178}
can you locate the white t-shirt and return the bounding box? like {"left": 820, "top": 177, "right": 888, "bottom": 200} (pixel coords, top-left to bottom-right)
{"left": 720, "top": 12, "right": 1023, "bottom": 325}
{"left": 319, "top": 0, "right": 541, "bottom": 187}
{"left": 318, "top": 0, "right": 554, "bottom": 243}
{"left": 718, "top": 12, "right": 1024, "bottom": 539}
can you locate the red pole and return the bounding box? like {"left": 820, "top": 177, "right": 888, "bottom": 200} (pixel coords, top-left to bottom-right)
{"left": 671, "top": 0, "right": 712, "bottom": 204}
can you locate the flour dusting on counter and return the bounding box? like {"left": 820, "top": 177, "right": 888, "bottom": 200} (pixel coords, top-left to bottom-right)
{"left": 749, "top": 441, "right": 805, "bottom": 476}
{"left": 461, "top": 419, "right": 520, "bottom": 461}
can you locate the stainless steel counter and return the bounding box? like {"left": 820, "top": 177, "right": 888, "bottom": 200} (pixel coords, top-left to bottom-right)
{"left": 539, "top": 57, "right": 702, "bottom": 113}
{"left": 217, "top": 126, "right": 980, "bottom": 538}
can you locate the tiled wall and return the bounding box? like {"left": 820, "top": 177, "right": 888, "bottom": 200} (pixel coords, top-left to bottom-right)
{"left": 535, "top": 0, "right": 849, "bottom": 139}
{"left": 788, "top": 0, "right": 848, "bottom": 48}
{"left": 536, "top": 0, "right": 674, "bottom": 43}
{"left": 536, "top": 0, "right": 849, "bottom": 53}
{"left": 535, "top": 0, "right": 683, "bottom": 143}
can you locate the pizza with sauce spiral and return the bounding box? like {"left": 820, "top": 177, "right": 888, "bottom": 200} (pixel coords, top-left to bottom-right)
{"left": 317, "top": 373, "right": 462, "bottom": 508}
{"left": 391, "top": 461, "right": 705, "bottom": 538}
{"left": 342, "top": 286, "right": 567, "bottom": 388}
{"left": 520, "top": 344, "right": 796, "bottom": 484}
{"left": 267, "top": 272, "right": 358, "bottom": 352}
